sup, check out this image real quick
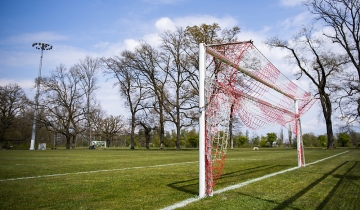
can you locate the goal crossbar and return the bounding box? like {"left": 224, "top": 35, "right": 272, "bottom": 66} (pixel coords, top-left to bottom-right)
{"left": 206, "top": 45, "right": 295, "bottom": 100}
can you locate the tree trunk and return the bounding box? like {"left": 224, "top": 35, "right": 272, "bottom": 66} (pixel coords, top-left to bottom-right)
{"left": 145, "top": 132, "right": 150, "bottom": 149}
{"left": 130, "top": 113, "right": 136, "bottom": 150}
{"left": 66, "top": 136, "right": 71, "bottom": 149}
{"left": 130, "top": 125, "right": 135, "bottom": 150}
{"left": 71, "top": 136, "right": 76, "bottom": 149}
{"left": 320, "top": 94, "right": 334, "bottom": 149}
{"left": 176, "top": 123, "right": 181, "bottom": 150}
{"left": 106, "top": 137, "right": 112, "bottom": 147}
{"left": 139, "top": 121, "right": 152, "bottom": 150}
{"left": 325, "top": 117, "right": 334, "bottom": 149}
{"left": 159, "top": 108, "right": 165, "bottom": 149}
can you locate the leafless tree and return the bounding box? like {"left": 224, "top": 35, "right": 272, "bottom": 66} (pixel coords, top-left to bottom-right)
{"left": 0, "top": 84, "right": 29, "bottom": 149}
{"left": 103, "top": 56, "right": 151, "bottom": 149}
{"left": 122, "top": 42, "right": 169, "bottom": 149}
{"left": 160, "top": 28, "right": 200, "bottom": 149}
{"left": 39, "top": 64, "right": 86, "bottom": 149}
{"left": 267, "top": 27, "right": 348, "bottom": 149}
{"left": 91, "top": 105, "right": 106, "bottom": 141}
{"left": 305, "top": 0, "right": 360, "bottom": 124}
{"left": 100, "top": 115, "right": 125, "bottom": 147}
{"left": 74, "top": 56, "right": 102, "bottom": 145}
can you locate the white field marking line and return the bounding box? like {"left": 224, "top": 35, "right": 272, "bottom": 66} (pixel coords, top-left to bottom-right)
{"left": 160, "top": 150, "right": 349, "bottom": 210}
{"left": 0, "top": 161, "right": 197, "bottom": 182}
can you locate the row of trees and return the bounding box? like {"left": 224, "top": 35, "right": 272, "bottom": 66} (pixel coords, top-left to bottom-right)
{"left": 0, "top": 80, "right": 359, "bottom": 149}
{"left": 102, "top": 23, "right": 240, "bottom": 150}
{"left": 0, "top": 23, "right": 241, "bottom": 150}
{"left": 0, "top": 0, "right": 358, "bottom": 150}
{"left": 0, "top": 82, "right": 127, "bottom": 149}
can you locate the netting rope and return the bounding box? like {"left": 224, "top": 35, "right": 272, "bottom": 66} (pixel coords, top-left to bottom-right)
{"left": 203, "top": 41, "right": 316, "bottom": 195}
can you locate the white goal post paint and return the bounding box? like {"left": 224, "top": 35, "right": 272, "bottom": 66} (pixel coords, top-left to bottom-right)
{"left": 198, "top": 43, "right": 206, "bottom": 199}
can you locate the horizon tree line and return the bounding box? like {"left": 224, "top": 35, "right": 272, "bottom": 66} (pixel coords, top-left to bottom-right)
{"left": 1, "top": 0, "right": 359, "bottom": 149}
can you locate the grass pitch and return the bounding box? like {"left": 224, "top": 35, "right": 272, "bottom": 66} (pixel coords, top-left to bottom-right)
{"left": 0, "top": 147, "right": 359, "bottom": 210}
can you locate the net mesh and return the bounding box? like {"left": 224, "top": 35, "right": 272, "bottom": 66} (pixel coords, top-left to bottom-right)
{"left": 203, "top": 41, "right": 316, "bottom": 194}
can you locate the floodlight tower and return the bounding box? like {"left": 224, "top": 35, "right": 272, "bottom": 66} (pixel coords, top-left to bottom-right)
{"left": 29, "top": 42, "right": 52, "bottom": 150}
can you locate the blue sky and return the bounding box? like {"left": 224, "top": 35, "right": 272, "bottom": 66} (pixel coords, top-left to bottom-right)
{"left": 1, "top": 0, "right": 331, "bottom": 137}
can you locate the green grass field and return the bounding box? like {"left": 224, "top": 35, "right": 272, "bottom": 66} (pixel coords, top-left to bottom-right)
{"left": 0, "top": 148, "right": 359, "bottom": 210}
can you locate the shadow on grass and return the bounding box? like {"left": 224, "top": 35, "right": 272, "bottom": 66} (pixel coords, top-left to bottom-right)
{"left": 316, "top": 161, "right": 359, "bottom": 210}
{"left": 227, "top": 161, "right": 358, "bottom": 210}
{"left": 219, "top": 164, "right": 292, "bottom": 180}
{"left": 273, "top": 161, "right": 352, "bottom": 210}
{"left": 236, "top": 192, "right": 302, "bottom": 210}
{"left": 166, "top": 165, "right": 290, "bottom": 196}
{"left": 167, "top": 177, "right": 199, "bottom": 195}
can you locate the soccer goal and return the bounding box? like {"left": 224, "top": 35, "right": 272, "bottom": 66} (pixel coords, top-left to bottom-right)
{"left": 91, "top": 141, "right": 107, "bottom": 148}
{"left": 198, "top": 41, "right": 316, "bottom": 198}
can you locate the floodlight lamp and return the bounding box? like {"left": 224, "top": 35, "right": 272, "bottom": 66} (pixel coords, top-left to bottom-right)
{"left": 32, "top": 42, "right": 52, "bottom": 51}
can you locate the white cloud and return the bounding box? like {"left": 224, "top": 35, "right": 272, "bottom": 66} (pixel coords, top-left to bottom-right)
{"left": 280, "top": 11, "right": 313, "bottom": 31}
{"left": 280, "top": 0, "right": 304, "bottom": 7}
{"left": 154, "top": 15, "right": 238, "bottom": 32}
{"left": 124, "top": 39, "right": 140, "bottom": 51}
{"left": 0, "top": 49, "right": 38, "bottom": 67}
{"left": 143, "top": 33, "right": 162, "bottom": 47}
{"left": 94, "top": 41, "right": 111, "bottom": 50}
{"left": 155, "top": 17, "right": 176, "bottom": 32}
{"left": 0, "top": 78, "right": 37, "bottom": 98}
{"left": 0, "top": 78, "right": 34, "bottom": 89}
{"left": 301, "top": 114, "right": 326, "bottom": 134}
{"left": 172, "top": 15, "right": 238, "bottom": 29}
{"left": 92, "top": 39, "right": 140, "bottom": 59}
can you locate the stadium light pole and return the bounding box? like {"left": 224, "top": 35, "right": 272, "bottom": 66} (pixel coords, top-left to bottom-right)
{"left": 29, "top": 42, "right": 52, "bottom": 150}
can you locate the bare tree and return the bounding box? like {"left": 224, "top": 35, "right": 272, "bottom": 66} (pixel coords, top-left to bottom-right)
{"left": 305, "top": 0, "right": 360, "bottom": 124}
{"left": 74, "top": 56, "right": 101, "bottom": 145}
{"left": 39, "top": 64, "right": 85, "bottom": 149}
{"left": 0, "top": 84, "right": 29, "bottom": 149}
{"left": 122, "top": 42, "right": 169, "bottom": 149}
{"left": 160, "top": 28, "right": 199, "bottom": 149}
{"left": 267, "top": 27, "right": 348, "bottom": 149}
{"left": 91, "top": 105, "right": 106, "bottom": 141}
{"left": 103, "top": 56, "right": 150, "bottom": 149}
{"left": 101, "top": 115, "right": 124, "bottom": 147}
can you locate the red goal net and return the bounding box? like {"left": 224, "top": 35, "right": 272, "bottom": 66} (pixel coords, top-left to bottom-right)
{"left": 199, "top": 41, "right": 316, "bottom": 197}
